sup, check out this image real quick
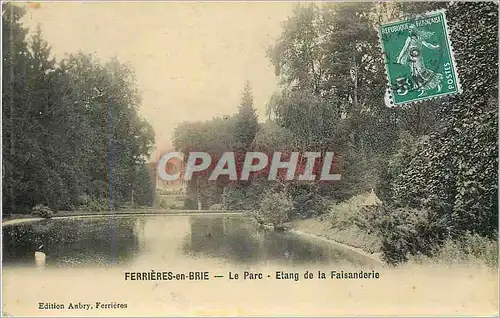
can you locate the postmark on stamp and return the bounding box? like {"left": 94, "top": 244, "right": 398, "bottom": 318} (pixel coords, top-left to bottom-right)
{"left": 379, "top": 10, "right": 462, "bottom": 107}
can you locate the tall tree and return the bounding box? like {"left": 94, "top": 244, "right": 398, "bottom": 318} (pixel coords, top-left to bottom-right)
{"left": 2, "top": 7, "right": 156, "bottom": 213}
{"left": 60, "top": 53, "right": 155, "bottom": 206}
{"left": 2, "top": 3, "right": 29, "bottom": 214}
{"left": 234, "top": 81, "right": 259, "bottom": 151}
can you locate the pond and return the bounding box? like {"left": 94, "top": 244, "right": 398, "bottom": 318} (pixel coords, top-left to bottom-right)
{"left": 3, "top": 214, "right": 497, "bottom": 316}
{"left": 2, "top": 214, "right": 376, "bottom": 268}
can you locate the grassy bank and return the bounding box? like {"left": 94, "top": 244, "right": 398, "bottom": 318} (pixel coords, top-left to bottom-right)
{"left": 292, "top": 192, "right": 382, "bottom": 256}
{"left": 291, "top": 192, "right": 498, "bottom": 269}
{"left": 292, "top": 218, "right": 382, "bottom": 259}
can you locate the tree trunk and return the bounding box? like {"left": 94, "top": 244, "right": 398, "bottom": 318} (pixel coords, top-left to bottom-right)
{"left": 196, "top": 179, "right": 202, "bottom": 211}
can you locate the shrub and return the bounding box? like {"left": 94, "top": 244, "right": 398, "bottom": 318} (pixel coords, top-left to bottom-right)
{"left": 259, "top": 190, "right": 294, "bottom": 229}
{"left": 222, "top": 184, "right": 265, "bottom": 210}
{"left": 31, "top": 204, "right": 54, "bottom": 219}
{"left": 459, "top": 232, "right": 498, "bottom": 267}
{"left": 83, "top": 198, "right": 109, "bottom": 212}
{"left": 288, "top": 183, "right": 329, "bottom": 219}
{"left": 361, "top": 205, "right": 446, "bottom": 265}
{"left": 409, "top": 232, "right": 499, "bottom": 268}
{"left": 327, "top": 192, "right": 381, "bottom": 230}
{"left": 222, "top": 186, "right": 245, "bottom": 210}
{"left": 328, "top": 194, "right": 366, "bottom": 230}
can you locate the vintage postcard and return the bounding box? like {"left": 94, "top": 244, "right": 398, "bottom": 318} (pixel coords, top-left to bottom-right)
{"left": 2, "top": 1, "right": 498, "bottom": 317}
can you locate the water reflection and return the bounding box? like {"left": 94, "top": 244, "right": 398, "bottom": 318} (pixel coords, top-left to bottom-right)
{"left": 183, "top": 216, "right": 262, "bottom": 263}
{"left": 3, "top": 218, "right": 139, "bottom": 268}
{"left": 182, "top": 216, "right": 371, "bottom": 266}
{"left": 3, "top": 215, "right": 374, "bottom": 268}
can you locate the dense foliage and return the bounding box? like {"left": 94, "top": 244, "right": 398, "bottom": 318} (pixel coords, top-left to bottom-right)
{"left": 2, "top": 4, "right": 155, "bottom": 214}
{"left": 391, "top": 2, "right": 498, "bottom": 239}
{"left": 31, "top": 204, "right": 54, "bottom": 219}
{"left": 172, "top": 1, "right": 498, "bottom": 265}
{"left": 259, "top": 189, "right": 294, "bottom": 229}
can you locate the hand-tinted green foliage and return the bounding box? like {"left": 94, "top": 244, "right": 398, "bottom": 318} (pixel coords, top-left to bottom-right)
{"left": 222, "top": 185, "right": 250, "bottom": 210}
{"left": 286, "top": 183, "right": 328, "bottom": 219}
{"left": 234, "top": 81, "right": 259, "bottom": 151}
{"left": 2, "top": 4, "right": 155, "bottom": 213}
{"left": 173, "top": 83, "right": 263, "bottom": 210}
{"left": 174, "top": 115, "right": 238, "bottom": 209}
{"left": 360, "top": 205, "right": 446, "bottom": 265}
{"left": 259, "top": 189, "right": 294, "bottom": 229}
{"left": 132, "top": 164, "right": 155, "bottom": 206}
{"left": 253, "top": 120, "right": 297, "bottom": 153}
{"left": 375, "top": 132, "right": 417, "bottom": 203}
{"left": 391, "top": 2, "right": 498, "bottom": 239}
{"left": 270, "top": 88, "right": 348, "bottom": 153}
{"left": 172, "top": 4, "right": 497, "bottom": 262}
{"left": 410, "top": 232, "right": 499, "bottom": 268}
{"left": 267, "top": 3, "right": 409, "bottom": 203}
{"left": 81, "top": 198, "right": 109, "bottom": 213}
{"left": 31, "top": 204, "right": 54, "bottom": 219}
{"left": 173, "top": 116, "right": 238, "bottom": 154}
{"left": 266, "top": 1, "right": 498, "bottom": 264}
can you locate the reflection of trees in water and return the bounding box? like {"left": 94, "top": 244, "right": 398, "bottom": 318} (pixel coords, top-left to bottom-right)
{"left": 182, "top": 216, "right": 370, "bottom": 266}
{"left": 2, "top": 218, "right": 140, "bottom": 267}
{"left": 261, "top": 232, "right": 326, "bottom": 263}
{"left": 133, "top": 217, "right": 147, "bottom": 250}
{"left": 4, "top": 216, "right": 374, "bottom": 268}
{"left": 261, "top": 232, "right": 343, "bottom": 264}
{"left": 183, "top": 216, "right": 262, "bottom": 263}
{"left": 261, "top": 233, "right": 374, "bottom": 266}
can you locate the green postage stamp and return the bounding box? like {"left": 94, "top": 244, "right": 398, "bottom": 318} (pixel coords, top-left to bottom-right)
{"left": 379, "top": 10, "right": 462, "bottom": 107}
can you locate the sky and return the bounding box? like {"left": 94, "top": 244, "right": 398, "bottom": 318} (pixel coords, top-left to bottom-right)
{"left": 20, "top": 2, "right": 296, "bottom": 161}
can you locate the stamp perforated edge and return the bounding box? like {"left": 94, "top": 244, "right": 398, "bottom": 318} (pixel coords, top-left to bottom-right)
{"left": 378, "top": 8, "right": 463, "bottom": 108}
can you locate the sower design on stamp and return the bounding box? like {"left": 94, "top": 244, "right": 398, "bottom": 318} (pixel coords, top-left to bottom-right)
{"left": 379, "top": 10, "right": 462, "bottom": 107}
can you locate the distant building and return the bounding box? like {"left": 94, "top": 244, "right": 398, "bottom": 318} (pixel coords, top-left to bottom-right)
{"left": 155, "top": 151, "right": 188, "bottom": 195}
